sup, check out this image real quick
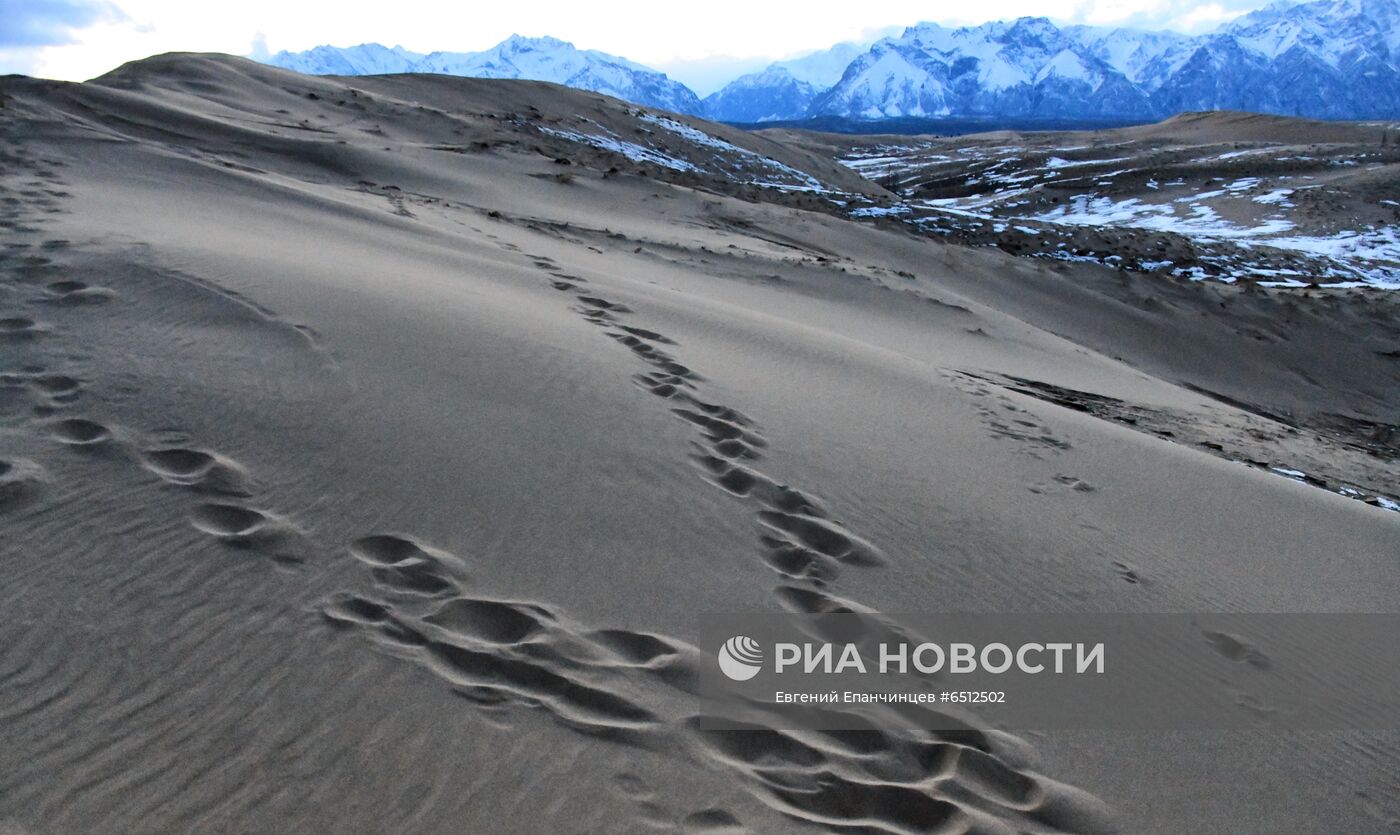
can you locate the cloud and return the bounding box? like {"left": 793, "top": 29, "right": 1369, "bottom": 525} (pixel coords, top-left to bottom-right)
{"left": 0, "top": 0, "right": 126, "bottom": 48}
{"left": 1069, "top": 0, "right": 1263, "bottom": 32}
{"left": 248, "top": 30, "right": 270, "bottom": 61}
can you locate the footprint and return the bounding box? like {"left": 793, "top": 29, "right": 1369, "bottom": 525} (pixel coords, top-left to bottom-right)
{"left": 682, "top": 809, "right": 744, "bottom": 833}
{"left": 321, "top": 592, "right": 393, "bottom": 627}
{"left": 144, "top": 448, "right": 214, "bottom": 476}
{"left": 634, "top": 372, "right": 684, "bottom": 398}
{"left": 424, "top": 641, "right": 656, "bottom": 735}
{"left": 42, "top": 279, "right": 114, "bottom": 305}
{"left": 577, "top": 296, "right": 630, "bottom": 312}
{"left": 1112, "top": 560, "right": 1142, "bottom": 585}
{"left": 424, "top": 598, "right": 550, "bottom": 644}
{"left": 349, "top": 534, "right": 462, "bottom": 596}
{"left": 758, "top": 510, "right": 885, "bottom": 567}
{"left": 1054, "top": 474, "right": 1097, "bottom": 492}
{"left": 588, "top": 629, "right": 681, "bottom": 667}
{"left": 760, "top": 535, "right": 839, "bottom": 583}
{"left": 0, "top": 317, "right": 43, "bottom": 339}
{"left": 710, "top": 438, "right": 759, "bottom": 460}
{"left": 350, "top": 533, "right": 454, "bottom": 566}
{"left": 618, "top": 325, "right": 675, "bottom": 345}
{"left": 142, "top": 447, "right": 255, "bottom": 495}
{"left": 1202, "top": 630, "right": 1271, "bottom": 669}
{"left": 0, "top": 458, "right": 46, "bottom": 512}
{"left": 48, "top": 417, "right": 111, "bottom": 446}
{"left": 320, "top": 592, "right": 426, "bottom": 645}
{"left": 189, "top": 503, "right": 272, "bottom": 538}
{"left": 188, "top": 502, "right": 305, "bottom": 565}
{"left": 672, "top": 409, "right": 760, "bottom": 446}
{"left": 30, "top": 373, "right": 80, "bottom": 401}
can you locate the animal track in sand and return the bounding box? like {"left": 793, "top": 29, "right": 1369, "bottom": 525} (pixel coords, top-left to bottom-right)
{"left": 48, "top": 417, "right": 112, "bottom": 446}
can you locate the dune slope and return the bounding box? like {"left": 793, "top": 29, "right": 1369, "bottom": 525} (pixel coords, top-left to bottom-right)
{"left": 0, "top": 55, "right": 1397, "bottom": 834}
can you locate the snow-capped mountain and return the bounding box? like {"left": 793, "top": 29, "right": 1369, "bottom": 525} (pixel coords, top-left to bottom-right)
{"left": 810, "top": 18, "right": 1150, "bottom": 119}
{"left": 815, "top": 0, "right": 1400, "bottom": 120}
{"left": 703, "top": 43, "right": 865, "bottom": 122}
{"left": 264, "top": 0, "right": 1400, "bottom": 123}
{"left": 266, "top": 35, "right": 701, "bottom": 114}
{"left": 268, "top": 43, "right": 423, "bottom": 76}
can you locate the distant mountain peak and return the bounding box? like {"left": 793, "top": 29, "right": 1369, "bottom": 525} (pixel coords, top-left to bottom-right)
{"left": 266, "top": 0, "right": 1400, "bottom": 124}
{"left": 265, "top": 35, "right": 700, "bottom": 114}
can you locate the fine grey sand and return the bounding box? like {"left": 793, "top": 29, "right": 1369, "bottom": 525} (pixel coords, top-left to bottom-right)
{"left": 1, "top": 55, "right": 1397, "bottom": 833}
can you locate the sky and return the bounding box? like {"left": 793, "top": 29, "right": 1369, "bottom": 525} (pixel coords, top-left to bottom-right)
{"left": 2, "top": 0, "right": 1272, "bottom": 93}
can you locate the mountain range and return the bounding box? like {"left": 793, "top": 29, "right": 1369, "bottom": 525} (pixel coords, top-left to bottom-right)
{"left": 263, "top": 0, "right": 1400, "bottom": 122}
{"left": 266, "top": 35, "right": 700, "bottom": 114}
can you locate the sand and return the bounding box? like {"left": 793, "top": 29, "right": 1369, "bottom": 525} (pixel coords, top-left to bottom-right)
{"left": 0, "top": 54, "right": 1397, "bottom": 833}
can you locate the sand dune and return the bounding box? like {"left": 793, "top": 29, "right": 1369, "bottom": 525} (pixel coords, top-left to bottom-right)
{"left": 1, "top": 55, "right": 1397, "bottom": 833}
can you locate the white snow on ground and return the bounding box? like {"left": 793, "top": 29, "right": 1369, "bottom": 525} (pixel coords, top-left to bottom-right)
{"left": 850, "top": 205, "right": 912, "bottom": 218}
{"left": 1029, "top": 194, "right": 1297, "bottom": 238}
{"left": 544, "top": 115, "right": 834, "bottom": 194}
{"left": 1253, "top": 227, "right": 1400, "bottom": 287}
{"left": 638, "top": 113, "right": 830, "bottom": 192}
{"left": 1044, "top": 156, "right": 1131, "bottom": 169}
{"left": 540, "top": 127, "right": 698, "bottom": 172}
{"left": 1253, "top": 189, "right": 1294, "bottom": 205}
{"left": 1272, "top": 469, "right": 1400, "bottom": 512}
{"left": 591, "top": 130, "right": 1400, "bottom": 291}
{"left": 638, "top": 113, "right": 738, "bottom": 152}
{"left": 1217, "top": 149, "right": 1267, "bottom": 159}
